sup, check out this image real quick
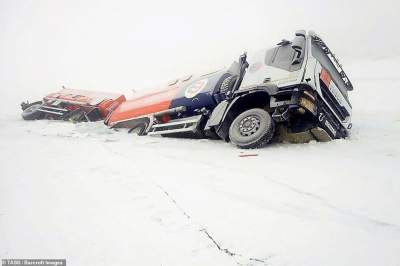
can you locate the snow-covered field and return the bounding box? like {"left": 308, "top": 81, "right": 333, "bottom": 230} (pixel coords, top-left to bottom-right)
{"left": 1, "top": 59, "right": 400, "bottom": 266}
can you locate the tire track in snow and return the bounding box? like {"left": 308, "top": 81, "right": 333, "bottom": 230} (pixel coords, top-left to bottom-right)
{"left": 99, "top": 142, "right": 249, "bottom": 264}
{"left": 261, "top": 176, "right": 400, "bottom": 229}
{"left": 157, "top": 185, "right": 270, "bottom": 266}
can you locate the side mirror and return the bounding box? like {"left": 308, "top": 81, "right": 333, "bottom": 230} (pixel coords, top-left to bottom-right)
{"left": 227, "top": 61, "right": 240, "bottom": 76}
{"left": 229, "top": 52, "right": 249, "bottom": 98}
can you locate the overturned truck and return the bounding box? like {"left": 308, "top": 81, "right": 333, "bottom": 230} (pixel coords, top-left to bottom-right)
{"left": 22, "top": 30, "right": 353, "bottom": 149}
{"left": 21, "top": 88, "right": 126, "bottom": 122}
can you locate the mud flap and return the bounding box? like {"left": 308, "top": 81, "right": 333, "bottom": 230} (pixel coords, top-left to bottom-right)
{"left": 204, "top": 100, "right": 229, "bottom": 129}
{"left": 310, "top": 127, "right": 333, "bottom": 142}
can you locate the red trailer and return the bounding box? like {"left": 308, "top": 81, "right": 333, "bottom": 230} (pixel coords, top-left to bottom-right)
{"left": 21, "top": 87, "right": 126, "bottom": 122}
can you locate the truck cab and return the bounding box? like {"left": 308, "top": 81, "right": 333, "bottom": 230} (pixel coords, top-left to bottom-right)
{"left": 205, "top": 30, "right": 353, "bottom": 147}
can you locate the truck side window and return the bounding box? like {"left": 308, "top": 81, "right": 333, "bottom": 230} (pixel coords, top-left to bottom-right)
{"left": 265, "top": 45, "right": 303, "bottom": 72}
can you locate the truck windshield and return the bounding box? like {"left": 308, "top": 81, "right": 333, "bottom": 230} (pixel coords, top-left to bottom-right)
{"left": 311, "top": 40, "right": 349, "bottom": 99}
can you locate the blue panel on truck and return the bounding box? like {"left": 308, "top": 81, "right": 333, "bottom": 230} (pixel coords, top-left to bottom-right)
{"left": 170, "top": 70, "right": 226, "bottom": 116}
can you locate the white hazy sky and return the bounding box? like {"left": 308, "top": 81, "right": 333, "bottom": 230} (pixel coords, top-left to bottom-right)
{"left": 0, "top": 0, "right": 399, "bottom": 99}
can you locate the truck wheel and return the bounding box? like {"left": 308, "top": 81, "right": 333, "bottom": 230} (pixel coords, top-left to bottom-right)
{"left": 229, "top": 108, "right": 275, "bottom": 149}
{"left": 65, "top": 110, "right": 87, "bottom": 122}
{"left": 21, "top": 103, "right": 44, "bottom": 120}
{"left": 128, "top": 123, "right": 148, "bottom": 136}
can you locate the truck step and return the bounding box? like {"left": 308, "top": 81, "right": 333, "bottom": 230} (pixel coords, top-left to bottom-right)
{"left": 148, "top": 115, "right": 203, "bottom": 136}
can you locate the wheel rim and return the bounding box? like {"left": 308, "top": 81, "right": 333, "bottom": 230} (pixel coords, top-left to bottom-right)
{"left": 238, "top": 115, "right": 261, "bottom": 136}
{"left": 129, "top": 123, "right": 147, "bottom": 135}
{"left": 130, "top": 127, "right": 142, "bottom": 134}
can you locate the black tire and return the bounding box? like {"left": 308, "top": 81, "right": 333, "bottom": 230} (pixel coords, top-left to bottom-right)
{"left": 21, "top": 101, "right": 42, "bottom": 111}
{"left": 228, "top": 108, "right": 275, "bottom": 149}
{"left": 220, "top": 75, "right": 237, "bottom": 94}
{"left": 64, "top": 109, "right": 87, "bottom": 122}
{"left": 128, "top": 123, "right": 148, "bottom": 136}
{"left": 21, "top": 103, "right": 44, "bottom": 120}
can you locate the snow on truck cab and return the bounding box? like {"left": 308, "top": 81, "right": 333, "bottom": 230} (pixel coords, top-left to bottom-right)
{"left": 21, "top": 30, "right": 353, "bottom": 149}
{"left": 105, "top": 30, "right": 353, "bottom": 148}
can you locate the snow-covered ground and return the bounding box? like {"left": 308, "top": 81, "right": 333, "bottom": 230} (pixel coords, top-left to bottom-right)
{"left": 1, "top": 58, "right": 400, "bottom": 266}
